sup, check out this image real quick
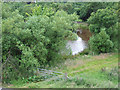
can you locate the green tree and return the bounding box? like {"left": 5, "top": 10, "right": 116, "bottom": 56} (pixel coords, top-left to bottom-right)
{"left": 88, "top": 8, "right": 117, "bottom": 34}
{"left": 2, "top": 7, "right": 79, "bottom": 83}
{"left": 27, "top": 4, "right": 55, "bottom": 17}
{"left": 75, "top": 2, "right": 117, "bottom": 21}
{"left": 89, "top": 30, "right": 113, "bottom": 54}
{"left": 87, "top": 8, "right": 118, "bottom": 53}
{"left": 2, "top": 10, "right": 39, "bottom": 83}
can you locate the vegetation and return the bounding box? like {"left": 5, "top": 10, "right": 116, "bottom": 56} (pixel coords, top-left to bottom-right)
{"left": 88, "top": 30, "right": 114, "bottom": 54}
{"left": 1, "top": 2, "right": 118, "bottom": 88}
{"left": 88, "top": 6, "right": 118, "bottom": 54}
{"left": 2, "top": 6, "right": 78, "bottom": 83}
{"left": 4, "top": 53, "right": 118, "bottom": 88}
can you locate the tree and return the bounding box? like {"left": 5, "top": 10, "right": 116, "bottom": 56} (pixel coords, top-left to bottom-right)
{"left": 28, "top": 4, "right": 55, "bottom": 17}
{"left": 87, "top": 7, "right": 118, "bottom": 53}
{"left": 75, "top": 2, "right": 117, "bottom": 21}
{"left": 2, "top": 10, "right": 39, "bottom": 82}
{"left": 89, "top": 30, "right": 113, "bottom": 54}
{"left": 2, "top": 5, "right": 79, "bottom": 83}
{"left": 87, "top": 8, "right": 118, "bottom": 34}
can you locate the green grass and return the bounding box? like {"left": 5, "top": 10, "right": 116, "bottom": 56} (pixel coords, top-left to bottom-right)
{"left": 4, "top": 53, "right": 118, "bottom": 88}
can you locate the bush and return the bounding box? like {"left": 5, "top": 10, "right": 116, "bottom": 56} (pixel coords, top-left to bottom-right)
{"left": 88, "top": 30, "right": 113, "bottom": 54}
{"left": 2, "top": 2, "right": 34, "bottom": 19}
{"left": 29, "top": 4, "right": 55, "bottom": 17}
{"left": 75, "top": 2, "right": 117, "bottom": 21}
{"left": 65, "top": 31, "right": 78, "bottom": 41}
{"left": 2, "top": 10, "right": 39, "bottom": 83}
{"left": 87, "top": 8, "right": 118, "bottom": 34}
{"left": 2, "top": 6, "right": 79, "bottom": 83}
{"left": 87, "top": 8, "right": 118, "bottom": 54}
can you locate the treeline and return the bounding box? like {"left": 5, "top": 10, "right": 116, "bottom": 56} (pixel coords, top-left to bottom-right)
{"left": 2, "top": 2, "right": 119, "bottom": 83}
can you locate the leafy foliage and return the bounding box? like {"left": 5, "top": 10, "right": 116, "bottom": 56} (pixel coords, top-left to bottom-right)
{"left": 27, "top": 4, "right": 55, "bottom": 17}
{"left": 2, "top": 10, "right": 38, "bottom": 82}
{"left": 57, "top": 3, "right": 75, "bottom": 14}
{"left": 2, "top": 2, "right": 34, "bottom": 19}
{"left": 2, "top": 4, "right": 78, "bottom": 83}
{"left": 75, "top": 2, "right": 117, "bottom": 21}
{"left": 88, "top": 8, "right": 118, "bottom": 34}
{"left": 88, "top": 7, "right": 118, "bottom": 54}
{"left": 88, "top": 30, "right": 113, "bottom": 54}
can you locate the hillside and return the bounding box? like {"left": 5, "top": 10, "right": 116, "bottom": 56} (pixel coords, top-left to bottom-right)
{"left": 5, "top": 53, "right": 118, "bottom": 88}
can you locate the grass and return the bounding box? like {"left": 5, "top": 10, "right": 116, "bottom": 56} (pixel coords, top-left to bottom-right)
{"left": 4, "top": 53, "right": 118, "bottom": 88}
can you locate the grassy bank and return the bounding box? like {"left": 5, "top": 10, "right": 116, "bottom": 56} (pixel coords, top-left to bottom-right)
{"left": 4, "top": 53, "right": 118, "bottom": 88}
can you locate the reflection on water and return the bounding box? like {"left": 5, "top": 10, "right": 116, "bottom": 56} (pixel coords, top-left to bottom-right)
{"left": 67, "top": 36, "right": 87, "bottom": 55}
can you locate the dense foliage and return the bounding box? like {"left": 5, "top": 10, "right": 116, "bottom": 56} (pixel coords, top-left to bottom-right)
{"left": 2, "top": 3, "right": 79, "bottom": 83}
{"left": 74, "top": 2, "right": 118, "bottom": 21}
{"left": 89, "top": 30, "right": 113, "bottom": 54}
{"left": 88, "top": 7, "right": 118, "bottom": 54}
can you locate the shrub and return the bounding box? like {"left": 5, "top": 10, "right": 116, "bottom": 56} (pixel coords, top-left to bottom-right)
{"left": 88, "top": 30, "right": 113, "bottom": 54}
{"left": 87, "top": 8, "right": 118, "bottom": 53}
{"left": 88, "top": 8, "right": 118, "bottom": 34}
{"left": 76, "top": 2, "right": 109, "bottom": 21}
{"left": 2, "top": 10, "right": 39, "bottom": 83}
{"left": 2, "top": 7, "right": 79, "bottom": 83}
{"left": 29, "top": 4, "right": 55, "bottom": 17}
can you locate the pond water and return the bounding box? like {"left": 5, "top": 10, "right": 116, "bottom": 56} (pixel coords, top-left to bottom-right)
{"left": 67, "top": 36, "right": 87, "bottom": 55}
{"left": 66, "top": 29, "right": 91, "bottom": 55}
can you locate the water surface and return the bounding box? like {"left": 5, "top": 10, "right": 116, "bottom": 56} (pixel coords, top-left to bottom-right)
{"left": 67, "top": 36, "right": 87, "bottom": 55}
